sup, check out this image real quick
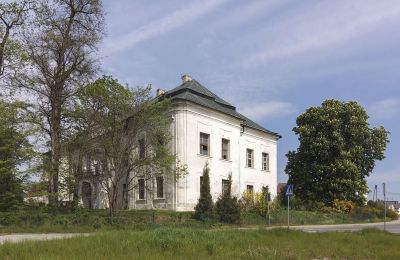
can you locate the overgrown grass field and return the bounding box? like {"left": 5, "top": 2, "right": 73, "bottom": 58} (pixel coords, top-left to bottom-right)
{"left": 0, "top": 208, "right": 391, "bottom": 233}
{"left": 0, "top": 228, "right": 399, "bottom": 259}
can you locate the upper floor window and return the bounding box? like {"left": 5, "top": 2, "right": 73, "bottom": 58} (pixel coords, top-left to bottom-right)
{"left": 221, "top": 138, "right": 230, "bottom": 160}
{"left": 200, "top": 132, "right": 210, "bottom": 156}
{"left": 246, "top": 149, "right": 254, "bottom": 168}
{"left": 262, "top": 152, "right": 270, "bottom": 171}
{"left": 138, "top": 139, "right": 145, "bottom": 159}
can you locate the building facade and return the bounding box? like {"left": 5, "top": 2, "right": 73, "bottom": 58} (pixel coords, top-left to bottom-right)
{"left": 79, "top": 75, "right": 280, "bottom": 211}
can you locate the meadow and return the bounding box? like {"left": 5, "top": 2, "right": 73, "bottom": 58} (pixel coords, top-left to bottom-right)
{"left": 0, "top": 208, "right": 393, "bottom": 234}
{"left": 0, "top": 228, "right": 399, "bottom": 259}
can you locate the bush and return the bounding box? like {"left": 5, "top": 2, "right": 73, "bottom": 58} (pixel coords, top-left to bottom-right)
{"left": 215, "top": 174, "right": 240, "bottom": 224}
{"left": 193, "top": 163, "right": 214, "bottom": 221}
{"left": 333, "top": 199, "right": 355, "bottom": 214}
{"left": 240, "top": 186, "right": 272, "bottom": 217}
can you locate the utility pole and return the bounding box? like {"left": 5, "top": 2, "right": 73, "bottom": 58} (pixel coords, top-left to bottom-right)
{"left": 383, "top": 182, "right": 386, "bottom": 232}
{"left": 373, "top": 185, "right": 378, "bottom": 201}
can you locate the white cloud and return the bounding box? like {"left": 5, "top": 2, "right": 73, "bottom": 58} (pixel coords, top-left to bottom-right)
{"left": 239, "top": 101, "right": 296, "bottom": 120}
{"left": 370, "top": 98, "right": 400, "bottom": 119}
{"left": 240, "top": 1, "right": 400, "bottom": 67}
{"left": 104, "top": 0, "right": 228, "bottom": 54}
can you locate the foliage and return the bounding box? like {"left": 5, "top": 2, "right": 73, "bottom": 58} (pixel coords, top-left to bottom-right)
{"left": 193, "top": 163, "right": 214, "bottom": 221}
{"left": 215, "top": 174, "right": 241, "bottom": 224}
{"left": 286, "top": 100, "right": 389, "bottom": 206}
{"left": 356, "top": 200, "right": 399, "bottom": 220}
{"left": 69, "top": 76, "right": 186, "bottom": 215}
{"left": 0, "top": 0, "right": 30, "bottom": 78}
{"left": 333, "top": 199, "right": 355, "bottom": 214}
{"left": 9, "top": 0, "right": 106, "bottom": 206}
{"left": 240, "top": 186, "right": 271, "bottom": 217}
{"left": 0, "top": 101, "right": 35, "bottom": 210}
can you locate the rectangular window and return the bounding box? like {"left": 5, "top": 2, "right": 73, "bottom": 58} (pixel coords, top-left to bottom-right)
{"left": 156, "top": 176, "right": 164, "bottom": 198}
{"left": 139, "top": 139, "right": 146, "bottom": 159}
{"left": 221, "top": 138, "right": 230, "bottom": 160}
{"left": 262, "top": 153, "right": 269, "bottom": 171}
{"left": 200, "top": 132, "right": 210, "bottom": 156}
{"left": 138, "top": 179, "right": 145, "bottom": 200}
{"left": 246, "top": 149, "right": 254, "bottom": 168}
{"left": 222, "top": 179, "right": 230, "bottom": 194}
{"left": 247, "top": 185, "right": 254, "bottom": 194}
{"left": 122, "top": 184, "right": 128, "bottom": 209}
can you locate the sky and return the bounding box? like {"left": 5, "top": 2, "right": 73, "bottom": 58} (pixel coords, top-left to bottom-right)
{"left": 100, "top": 0, "right": 400, "bottom": 201}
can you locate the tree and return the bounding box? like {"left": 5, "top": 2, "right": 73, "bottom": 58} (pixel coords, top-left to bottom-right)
{"left": 215, "top": 174, "right": 241, "bottom": 223}
{"left": 193, "top": 163, "right": 214, "bottom": 221}
{"left": 0, "top": 0, "right": 30, "bottom": 78}
{"left": 14, "top": 0, "right": 105, "bottom": 206}
{"left": 70, "top": 76, "right": 186, "bottom": 216}
{"left": 286, "top": 100, "right": 389, "bottom": 206}
{"left": 0, "top": 100, "right": 35, "bottom": 210}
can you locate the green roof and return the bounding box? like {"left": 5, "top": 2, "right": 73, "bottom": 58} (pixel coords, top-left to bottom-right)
{"left": 165, "top": 79, "right": 281, "bottom": 138}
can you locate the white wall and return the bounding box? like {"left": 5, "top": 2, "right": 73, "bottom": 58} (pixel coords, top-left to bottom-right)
{"left": 172, "top": 101, "right": 278, "bottom": 211}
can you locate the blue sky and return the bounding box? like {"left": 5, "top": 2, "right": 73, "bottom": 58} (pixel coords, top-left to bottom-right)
{"left": 100, "top": 0, "right": 400, "bottom": 201}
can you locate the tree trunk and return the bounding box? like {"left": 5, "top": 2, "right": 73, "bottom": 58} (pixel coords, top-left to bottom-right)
{"left": 49, "top": 93, "right": 62, "bottom": 206}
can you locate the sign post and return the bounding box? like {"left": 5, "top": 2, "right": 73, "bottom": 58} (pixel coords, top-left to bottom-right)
{"left": 383, "top": 182, "right": 386, "bottom": 231}
{"left": 266, "top": 193, "right": 271, "bottom": 225}
{"left": 285, "top": 184, "right": 294, "bottom": 229}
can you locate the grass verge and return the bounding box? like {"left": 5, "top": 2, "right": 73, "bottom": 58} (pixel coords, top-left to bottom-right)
{"left": 0, "top": 208, "right": 393, "bottom": 234}
{"left": 0, "top": 228, "right": 399, "bottom": 259}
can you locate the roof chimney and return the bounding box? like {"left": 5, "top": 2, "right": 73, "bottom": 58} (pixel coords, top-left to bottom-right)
{"left": 181, "top": 74, "right": 193, "bottom": 83}
{"left": 156, "top": 89, "right": 165, "bottom": 96}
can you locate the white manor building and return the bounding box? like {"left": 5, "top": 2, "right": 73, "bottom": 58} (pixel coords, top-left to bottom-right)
{"left": 79, "top": 75, "right": 280, "bottom": 211}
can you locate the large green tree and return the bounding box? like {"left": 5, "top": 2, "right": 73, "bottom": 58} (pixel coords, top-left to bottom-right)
{"left": 69, "top": 76, "right": 186, "bottom": 215}
{"left": 0, "top": 100, "right": 35, "bottom": 210}
{"left": 13, "top": 0, "right": 105, "bottom": 206}
{"left": 286, "top": 100, "right": 389, "bottom": 206}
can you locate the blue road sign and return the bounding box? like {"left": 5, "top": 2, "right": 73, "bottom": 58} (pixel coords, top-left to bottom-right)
{"left": 286, "top": 184, "right": 294, "bottom": 196}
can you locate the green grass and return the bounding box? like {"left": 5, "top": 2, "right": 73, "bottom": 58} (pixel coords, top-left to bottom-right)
{"left": 0, "top": 208, "right": 391, "bottom": 234}
{"left": 0, "top": 228, "right": 399, "bottom": 259}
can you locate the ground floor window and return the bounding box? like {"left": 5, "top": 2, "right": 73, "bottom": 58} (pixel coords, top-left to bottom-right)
{"left": 247, "top": 185, "right": 254, "bottom": 194}
{"left": 222, "top": 179, "right": 230, "bottom": 195}
{"left": 156, "top": 176, "right": 164, "bottom": 198}
{"left": 138, "top": 179, "right": 145, "bottom": 200}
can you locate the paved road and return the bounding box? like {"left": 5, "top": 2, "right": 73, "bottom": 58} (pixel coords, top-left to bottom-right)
{"left": 289, "top": 219, "right": 400, "bottom": 233}
{"left": 0, "top": 233, "right": 91, "bottom": 245}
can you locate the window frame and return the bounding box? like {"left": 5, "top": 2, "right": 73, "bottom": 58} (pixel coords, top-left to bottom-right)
{"left": 262, "top": 152, "right": 270, "bottom": 171}
{"left": 138, "top": 179, "right": 145, "bottom": 200}
{"left": 222, "top": 179, "right": 230, "bottom": 194}
{"left": 246, "top": 148, "right": 254, "bottom": 168}
{"left": 221, "top": 138, "right": 230, "bottom": 160}
{"left": 138, "top": 138, "right": 146, "bottom": 159}
{"left": 156, "top": 176, "right": 164, "bottom": 199}
{"left": 199, "top": 132, "right": 210, "bottom": 156}
{"left": 247, "top": 185, "right": 254, "bottom": 194}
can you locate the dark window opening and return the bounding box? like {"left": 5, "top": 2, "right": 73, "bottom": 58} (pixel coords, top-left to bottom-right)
{"left": 221, "top": 138, "right": 230, "bottom": 160}
{"left": 138, "top": 179, "right": 145, "bottom": 200}
{"left": 200, "top": 133, "right": 210, "bottom": 156}
{"left": 156, "top": 176, "right": 164, "bottom": 198}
